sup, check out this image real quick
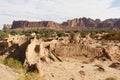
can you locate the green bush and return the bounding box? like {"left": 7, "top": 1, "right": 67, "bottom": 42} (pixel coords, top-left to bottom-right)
{"left": 80, "top": 30, "right": 90, "bottom": 37}
{"left": 24, "top": 32, "right": 31, "bottom": 37}
{"left": 4, "top": 58, "right": 23, "bottom": 69}
{"left": 104, "top": 30, "right": 120, "bottom": 40}
{"left": 10, "top": 30, "right": 18, "bottom": 35}
{"left": 0, "top": 30, "right": 8, "bottom": 39}
{"left": 57, "top": 31, "right": 66, "bottom": 37}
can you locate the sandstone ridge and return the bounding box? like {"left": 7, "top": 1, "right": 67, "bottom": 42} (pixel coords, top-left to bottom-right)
{"left": 3, "top": 17, "right": 120, "bottom": 30}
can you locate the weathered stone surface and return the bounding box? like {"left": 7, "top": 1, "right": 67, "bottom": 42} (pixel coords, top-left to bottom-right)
{"left": 3, "top": 18, "right": 120, "bottom": 30}
{"left": 114, "top": 19, "right": 120, "bottom": 29}
{"left": 104, "top": 45, "right": 120, "bottom": 62}
{"left": 24, "top": 38, "right": 61, "bottom": 66}
{"left": 62, "top": 17, "right": 117, "bottom": 30}
{"left": 70, "top": 33, "right": 81, "bottom": 43}
{"left": 11, "top": 20, "right": 62, "bottom": 30}
{"left": 1, "top": 33, "right": 120, "bottom": 80}
{"left": 3, "top": 24, "right": 12, "bottom": 30}
{"left": 109, "top": 62, "right": 120, "bottom": 70}
{"left": 53, "top": 43, "right": 103, "bottom": 59}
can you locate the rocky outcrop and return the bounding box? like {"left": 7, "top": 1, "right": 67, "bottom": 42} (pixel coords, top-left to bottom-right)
{"left": 103, "top": 45, "right": 120, "bottom": 62}
{"left": 11, "top": 21, "right": 62, "bottom": 30}
{"left": 104, "top": 18, "right": 119, "bottom": 24}
{"left": 62, "top": 18, "right": 86, "bottom": 27}
{"left": 52, "top": 43, "right": 110, "bottom": 61}
{"left": 0, "top": 35, "right": 29, "bottom": 63}
{"left": 3, "top": 24, "right": 12, "bottom": 30}
{"left": 24, "top": 38, "right": 62, "bottom": 72}
{"left": 109, "top": 62, "right": 120, "bottom": 70}
{"left": 114, "top": 19, "right": 120, "bottom": 29}
{"left": 1, "top": 33, "right": 120, "bottom": 80}
{"left": 1, "top": 33, "right": 120, "bottom": 74}
{"left": 62, "top": 18, "right": 116, "bottom": 30}
{"left": 3, "top": 18, "right": 120, "bottom": 30}
{"left": 1, "top": 34, "right": 120, "bottom": 64}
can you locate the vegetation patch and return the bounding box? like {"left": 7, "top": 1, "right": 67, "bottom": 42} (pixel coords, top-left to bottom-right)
{"left": 1, "top": 29, "right": 120, "bottom": 40}
{"left": 4, "top": 58, "right": 25, "bottom": 70}
{"left": 3, "top": 57, "right": 45, "bottom": 80}
{"left": 0, "top": 30, "right": 9, "bottom": 39}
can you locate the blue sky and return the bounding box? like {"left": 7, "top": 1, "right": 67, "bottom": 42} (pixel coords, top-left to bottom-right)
{"left": 111, "top": 0, "right": 120, "bottom": 8}
{"left": 0, "top": 0, "right": 120, "bottom": 29}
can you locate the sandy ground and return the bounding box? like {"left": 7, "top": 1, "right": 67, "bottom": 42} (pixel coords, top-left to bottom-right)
{"left": 38, "top": 57, "right": 120, "bottom": 80}
{"left": 0, "top": 58, "right": 120, "bottom": 80}
{"left": 0, "top": 64, "right": 18, "bottom": 80}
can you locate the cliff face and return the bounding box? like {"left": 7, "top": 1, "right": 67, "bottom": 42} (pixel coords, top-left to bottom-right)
{"left": 3, "top": 17, "right": 120, "bottom": 30}
{"left": 114, "top": 20, "right": 120, "bottom": 29}
{"left": 11, "top": 21, "right": 62, "bottom": 30}
{"left": 3, "top": 24, "right": 12, "bottom": 30}
{"left": 61, "top": 18, "right": 119, "bottom": 30}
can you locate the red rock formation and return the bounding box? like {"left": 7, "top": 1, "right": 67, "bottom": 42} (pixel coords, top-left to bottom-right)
{"left": 61, "top": 17, "right": 116, "bottom": 30}
{"left": 114, "top": 19, "right": 120, "bottom": 29}
{"left": 3, "top": 24, "right": 12, "bottom": 30}
{"left": 62, "top": 17, "right": 97, "bottom": 30}
{"left": 11, "top": 20, "right": 62, "bottom": 30}
{"left": 3, "top": 17, "right": 120, "bottom": 30}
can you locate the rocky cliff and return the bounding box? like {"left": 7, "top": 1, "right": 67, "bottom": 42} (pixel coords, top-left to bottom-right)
{"left": 62, "top": 18, "right": 119, "bottom": 30}
{"left": 114, "top": 19, "right": 120, "bottom": 29}
{"left": 11, "top": 20, "right": 62, "bottom": 30}
{"left": 3, "top": 17, "right": 120, "bottom": 30}
{"left": 3, "top": 24, "right": 12, "bottom": 30}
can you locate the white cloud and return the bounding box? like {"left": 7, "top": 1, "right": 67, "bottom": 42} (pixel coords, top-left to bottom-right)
{"left": 0, "top": 0, "right": 120, "bottom": 29}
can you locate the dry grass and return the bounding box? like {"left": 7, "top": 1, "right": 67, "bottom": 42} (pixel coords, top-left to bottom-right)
{"left": 4, "top": 58, "right": 23, "bottom": 69}
{"left": 0, "top": 57, "right": 4, "bottom": 64}
{"left": 3, "top": 58, "right": 45, "bottom": 80}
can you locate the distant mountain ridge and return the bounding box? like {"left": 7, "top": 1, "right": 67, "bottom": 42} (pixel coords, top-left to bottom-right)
{"left": 3, "top": 17, "right": 120, "bottom": 30}
{"left": 11, "top": 20, "right": 62, "bottom": 30}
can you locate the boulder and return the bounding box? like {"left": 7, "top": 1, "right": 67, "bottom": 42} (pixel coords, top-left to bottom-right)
{"left": 109, "top": 62, "right": 120, "bottom": 70}
{"left": 24, "top": 38, "right": 62, "bottom": 72}
{"left": 103, "top": 45, "right": 120, "bottom": 62}
{"left": 3, "top": 24, "right": 12, "bottom": 30}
